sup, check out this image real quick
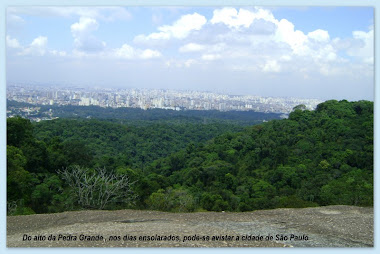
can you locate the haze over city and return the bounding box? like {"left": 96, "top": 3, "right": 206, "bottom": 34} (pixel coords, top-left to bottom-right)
{"left": 6, "top": 6, "right": 374, "bottom": 101}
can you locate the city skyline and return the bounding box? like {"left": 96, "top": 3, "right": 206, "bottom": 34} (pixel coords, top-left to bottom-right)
{"left": 6, "top": 6, "right": 374, "bottom": 101}
{"left": 7, "top": 84, "right": 323, "bottom": 118}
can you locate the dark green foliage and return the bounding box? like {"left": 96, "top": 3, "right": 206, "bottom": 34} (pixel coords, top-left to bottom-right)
{"left": 146, "top": 100, "right": 373, "bottom": 211}
{"left": 7, "top": 100, "right": 373, "bottom": 215}
{"left": 147, "top": 187, "right": 196, "bottom": 212}
{"left": 320, "top": 169, "right": 373, "bottom": 206}
{"left": 7, "top": 145, "right": 31, "bottom": 202}
{"left": 7, "top": 117, "right": 33, "bottom": 147}
{"left": 33, "top": 118, "right": 244, "bottom": 169}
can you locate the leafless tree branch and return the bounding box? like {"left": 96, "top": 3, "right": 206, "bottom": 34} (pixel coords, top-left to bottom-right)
{"left": 57, "top": 165, "right": 137, "bottom": 210}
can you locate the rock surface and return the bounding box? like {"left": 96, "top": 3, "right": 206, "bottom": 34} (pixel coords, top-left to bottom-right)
{"left": 7, "top": 205, "right": 373, "bottom": 247}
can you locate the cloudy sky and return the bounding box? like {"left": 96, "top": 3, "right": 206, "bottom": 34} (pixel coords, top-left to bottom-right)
{"left": 6, "top": 6, "right": 374, "bottom": 100}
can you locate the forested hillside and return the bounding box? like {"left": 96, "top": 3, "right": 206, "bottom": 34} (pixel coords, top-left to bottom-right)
{"left": 7, "top": 100, "right": 373, "bottom": 215}
{"left": 145, "top": 100, "right": 373, "bottom": 211}
{"left": 33, "top": 119, "right": 245, "bottom": 169}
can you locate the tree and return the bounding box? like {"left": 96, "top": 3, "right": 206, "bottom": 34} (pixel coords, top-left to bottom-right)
{"left": 320, "top": 169, "right": 373, "bottom": 206}
{"left": 62, "top": 140, "right": 93, "bottom": 167}
{"left": 146, "top": 187, "right": 196, "bottom": 212}
{"left": 7, "top": 145, "right": 31, "bottom": 202}
{"left": 7, "top": 116, "right": 33, "bottom": 147}
{"left": 57, "top": 165, "right": 137, "bottom": 210}
{"left": 289, "top": 104, "right": 308, "bottom": 121}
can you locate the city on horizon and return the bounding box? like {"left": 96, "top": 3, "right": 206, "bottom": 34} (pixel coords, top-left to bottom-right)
{"left": 6, "top": 83, "right": 323, "bottom": 119}
{"left": 6, "top": 6, "right": 374, "bottom": 101}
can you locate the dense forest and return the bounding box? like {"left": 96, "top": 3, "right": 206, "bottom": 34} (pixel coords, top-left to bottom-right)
{"left": 7, "top": 100, "right": 373, "bottom": 215}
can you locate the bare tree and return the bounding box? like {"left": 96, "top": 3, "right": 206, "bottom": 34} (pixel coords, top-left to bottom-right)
{"left": 57, "top": 165, "right": 137, "bottom": 210}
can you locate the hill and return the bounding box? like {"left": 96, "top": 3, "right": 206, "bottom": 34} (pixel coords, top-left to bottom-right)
{"left": 144, "top": 100, "right": 373, "bottom": 211}
{"left": 7, "top": 99, "right": 373, "bottom": 215}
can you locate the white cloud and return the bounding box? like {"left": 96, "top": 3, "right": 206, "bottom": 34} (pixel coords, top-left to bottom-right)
{"left": 6, "top": 14, "right": 25, "bottom": 29}
{"left": 71, "top": 17, "right": 99, "bottom": 35}
{"left": 71, "top": 17, "right": 106, "bottom": 52}
{"left": 308, "top": 29, "right": 330, "bottom": 42}
{"left": 7, "top": 6, "right": 374, "bottom": 86}
{"left": 201, "top": 54, "right": 221, "bottom": 61}
{"left": 158, "top": 12, "right": 207, "bottom": 39}
{"left": 114, "top": 44, "right": 135, "bottom": 58}
{"left": 274, "top": 19, "right": 308, "bottom": 54}
{"left": 270, "top": 18, "right": 340, "bottom": 64}
{"left": 184, "top": 59, "right": 197, "bottom": 67}
{"left": 134, "top": 32, "right": 170, "bottom": 42}
{"left": 262, "top": 60, "right": 281, "bottom": 72}
{"left": 134, "top": 12, "right": 207, "bottom": 43}
{"left": 141, "top": 49, "right": 162, "bottom": 59}
{"left": 82, "top": 7, "right": 372, "bottom": 77}
{"left": 157, "top": 7, "right": 347, "bottom": 74}
{"left": 18, "top": 36, "right": 48, "bottom": 56}
{"left": 205, "top": 7, "right": 342, "bottom": 69}
{"left": 114, "top": 44, "right": 161, "bottom": 59}
{"left": 8, "top": 33, "right": 160, "bottom": 60}
{"left": 8, "top": 35, "right": 69, "bottom": 57}
{"left": 315, "top": 45, "right": 337, "bottom": 61}
{"left": 179, "top": 43, "right": 205, "bottom": 52}
{"left": 50, "top": 50, "right": 67, "bottom": 57}
{"left": 347, "top": 28, "right": 374, "bottom": 63}
{"left": 211, "top": 8, "right": 253, "bottom": 28}
{"left": 210, "top": 7, "right": 275, "bottom": 29}
{"left": 6, "top": 35, "right": 21, "bottom": 48}
{"left": 163, "top": 58, "right": 198, "bottom": 68}
{"left": 31, "top": 36, "right": 47, "bottom": 47}
{"left": 280, "top": 55, "right": 292, "bottom": 61}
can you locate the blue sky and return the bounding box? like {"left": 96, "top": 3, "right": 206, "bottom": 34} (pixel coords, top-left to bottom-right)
{"left": 272, "top": 7, "right": 373, "bottom": 37}
{"left": 6, "top": 6, "right": 374, "bottom": 100}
